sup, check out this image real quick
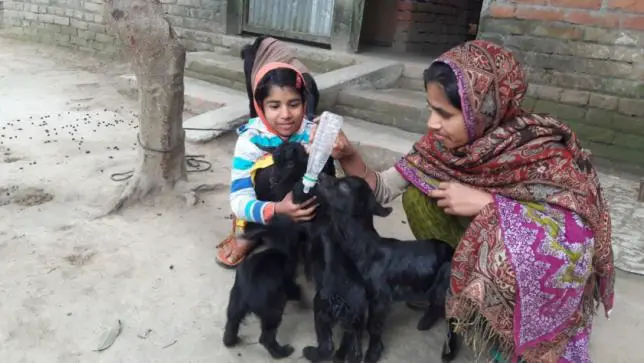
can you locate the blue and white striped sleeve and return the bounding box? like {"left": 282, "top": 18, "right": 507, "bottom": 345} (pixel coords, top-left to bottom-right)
{"left": 229, "top": 132, "right": 275, "bottom": 224}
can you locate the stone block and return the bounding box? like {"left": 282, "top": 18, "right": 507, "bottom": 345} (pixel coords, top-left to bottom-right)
{"left": 521, "top": 96, "right": 537, "bottom": 112}
{"left": 533, "top": 99, "right": 586, "bottom": 121}
{"left": 53, "top": 15, "right": 70, "bottom": 26}
{"left": 479, "top": 18, "right": 529, "bottom": 35}
{"left": 166, "top": 5, "right": 190, "bottom": 17}
{"left": 95, "top": 33, "right": 112, "bottom": 43}
{"left": 189, "top": 9, "right": 215, "bottom": 20}
{"left": 584, "top": 108, "right": 613, "bottom": 126}
{"left": 583, "top": 26, "right": 643, "bottom": 47}
{"left": 612, "top": 113, "right": 644, "bottom": 137}
{"left": 70, "top": 19, "right": 89, "bottom": 30}
{"left": 618, "top": 98, "right": 644, "bottom": 117}
{"left": 531, "top": 22, "right": 583, "bottom": 40}
{"left": 38, "top": 13, "right": 54, "bottom": 23}
{"left": 78, "top": 29, "right": 96, "bottom": 40}
{"left": 177, "top": 0, "right": 201, "bottom": 7}
{"left": 87, "top": 23, "right": 105, "bottom": 33}
{"left": 183, "top": 18, "right": 214, "bottom": 32}
{"left": 529, "top": 52, "right": 633, "bottom": 79}
{"left": 83, "top": 1, "right": 102, "bottom": 13}
{"left": 59, "top": 25, "right": 78, "bottom": 36}
{"left": 589, "top": 93, "right": 619, "bottom": 110}
{"left": 560, "top": 90, "right": 590, "bottom": 106}
{"left": 199, "top": 0, "right": 224, "bottom": 10}
{"left": 585, "top": 141, "right": 643, "bottom": 166}
{"left": 614, "top": 133, "right": 644, "bottom": 150}
{"left": 566, "top": 120, "right": 615, "bottom": 144}
{"left": 527, "top": 83, "right": 562, "bottom": 101}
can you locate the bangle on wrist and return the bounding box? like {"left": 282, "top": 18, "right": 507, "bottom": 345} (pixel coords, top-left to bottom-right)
{"left": 360, "top": 161, "right": 369, "bottom": 179}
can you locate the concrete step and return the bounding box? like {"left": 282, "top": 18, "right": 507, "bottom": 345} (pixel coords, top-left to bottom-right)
{"left": 184, "top": 49, "right": 348, "bottom": 91}
{"left": 116, "top": 74, "right": 247, "bottom": 116}
{"left": 341, "top": 116, "right": 421, "bottom": 171}
{"left": 396, "top": 62, "right": 427, "bottom": 92}
{"left": 185, "top": 52, "right": 246, "bottom": 92}
{"left": 333, "top": 87, "right": 428, "bottom": 134}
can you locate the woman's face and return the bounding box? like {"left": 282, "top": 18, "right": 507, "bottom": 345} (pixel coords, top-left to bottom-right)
{"left": 262, "top": 85, "right": 304, "bottom": 138}
{"left": 425, "top": 82, "right": 468, "bottom": 149}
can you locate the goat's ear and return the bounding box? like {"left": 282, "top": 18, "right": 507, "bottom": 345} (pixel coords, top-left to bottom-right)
{"left": 374, "top": 205, "right": 393, "bottom": 217}
{"left": 369, "top": 195, "right": 392, "bottom": 217}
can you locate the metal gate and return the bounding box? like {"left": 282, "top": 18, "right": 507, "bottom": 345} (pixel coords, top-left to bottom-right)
{"left": 243, "top": 0, "right": 335, "bottom": 44}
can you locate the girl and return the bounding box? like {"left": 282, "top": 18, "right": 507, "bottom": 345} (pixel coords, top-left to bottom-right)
{"left": 216, "top": 62, "right": 321, "bottom": 268}
{"left": 240, "top": 36, "right": 320, "bottom": 121}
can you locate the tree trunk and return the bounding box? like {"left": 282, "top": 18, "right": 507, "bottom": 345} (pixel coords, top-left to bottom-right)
{"left": 104, "top": 0, "right": 187, "bottom": 213}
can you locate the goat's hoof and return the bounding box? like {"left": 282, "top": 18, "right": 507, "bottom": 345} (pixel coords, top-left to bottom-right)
{"left": 417, "top": 314, "right": 440, "bottom": 331}
{"left": 222, "top": 333, "right": 241, "bottom": 347}
{"left": 364, "top": 345, "right": 384, "bottom": 363}
{"left": 303, "top": 346, "right": 332, "bottom": 362}
{"left": 344, "top": 353, "right": 363, "bottom": 363}
{"left": 268, "top": 344, "right": 294, "bottom": 359}
{"left": 440, "top": 335, "right": 459, "bottom": 362}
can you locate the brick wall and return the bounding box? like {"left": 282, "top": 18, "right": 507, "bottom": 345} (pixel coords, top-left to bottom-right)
{"left": 393, "top": 0, "right": 483, "bottom": 54}
{"left": 0, "top": 0, "right": 227, "bottom": 55}
{"left": 479, "top": 0, "right": 644, "bottom": 170}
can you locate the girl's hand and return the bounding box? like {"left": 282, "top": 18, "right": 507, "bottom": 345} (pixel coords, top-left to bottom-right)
{"left": 309, "top": 117, "right": 355, "bottom": 160}
{"left": 274, "top": 191, "right": 317, "bottom": 222}
{"left": 428, "top": 182, "right": 494, "bottom": 217}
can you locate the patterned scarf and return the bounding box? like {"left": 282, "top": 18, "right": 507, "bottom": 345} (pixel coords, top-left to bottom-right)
{"left": 395, "top": 40, "right": 614, "bottom": 317}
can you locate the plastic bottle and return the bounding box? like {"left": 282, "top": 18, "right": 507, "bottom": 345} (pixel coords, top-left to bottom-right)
{"left": 302, "top": 111, "right": 344, "bottom": 193}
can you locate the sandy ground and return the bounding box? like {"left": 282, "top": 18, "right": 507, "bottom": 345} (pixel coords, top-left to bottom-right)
{"left": 1, "top": 38, "right": 644, "bottom": 363}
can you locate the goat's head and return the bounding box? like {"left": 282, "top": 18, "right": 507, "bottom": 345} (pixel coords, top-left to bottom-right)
{"left": 316, "top": 174, "right": 392, "bottom": 222}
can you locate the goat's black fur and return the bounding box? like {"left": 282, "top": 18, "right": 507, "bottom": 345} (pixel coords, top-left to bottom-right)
{"left": 222, "top": 142, "right": 337, "bottom": 359}
{"left": 248, "top": 144, "right": 371, "bottom": 363}
{"left": 300, "top": 193, "right": 371, "bottom": 363}
{"left": 222, "top": 213, "right": 302, "bottom": 359}
{"left": 314, "top": 174, "right": 459, "bottom": 362}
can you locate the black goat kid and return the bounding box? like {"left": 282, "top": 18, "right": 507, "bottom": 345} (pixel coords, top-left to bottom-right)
{"left": 222, "top": 141, "right": 335, "bottom": 359}
{"left": 315, "top": 174, "right": 459, "bottom": 362}
{"left": 222, "top": 213, "right": 301, "bottom": 358}
{"left": 301, "top": 193, "right": 384, "bottom": 363}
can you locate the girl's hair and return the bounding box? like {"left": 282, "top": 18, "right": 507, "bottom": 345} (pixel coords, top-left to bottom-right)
{"left": 254, "top": 68, "right": 306, "bottom": 108}
{"left": 423, "top": 62, "right": 461, "bottom": 110}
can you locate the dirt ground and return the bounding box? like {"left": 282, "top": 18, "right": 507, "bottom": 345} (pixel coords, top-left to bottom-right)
{"left": 1, "top": 38, "right": 643, "bottom": 363}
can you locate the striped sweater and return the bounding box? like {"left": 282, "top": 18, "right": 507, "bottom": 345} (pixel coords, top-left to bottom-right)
{"left": 229, "top": 117, "right": 313, "bottom": 224}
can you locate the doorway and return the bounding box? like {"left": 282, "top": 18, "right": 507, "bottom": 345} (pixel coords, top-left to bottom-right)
{"left": 359, "top": 0, "right": 485, "bottom": 57}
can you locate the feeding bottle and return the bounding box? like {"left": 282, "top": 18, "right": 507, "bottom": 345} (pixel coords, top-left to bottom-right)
{"left": 302, "top": 111, "right": 344, "bottom": 193}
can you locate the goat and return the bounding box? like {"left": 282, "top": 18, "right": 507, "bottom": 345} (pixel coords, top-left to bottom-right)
{"left": 314, "top": 174, "right": 458, "bottom": 362}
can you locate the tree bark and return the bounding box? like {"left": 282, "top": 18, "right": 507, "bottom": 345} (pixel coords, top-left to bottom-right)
{"left": 104, "top": 0, "right": 187, "bottom": 213}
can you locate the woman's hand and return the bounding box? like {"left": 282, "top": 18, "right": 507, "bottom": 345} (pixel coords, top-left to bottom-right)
{"left": 274, "top": 191, "right": 317, "bottom": 222}
{"left": 428, "top": 182, "right": 494, "bottom": 217}
{"left": 310, "top": 117, "right": 355, "bottom": 160}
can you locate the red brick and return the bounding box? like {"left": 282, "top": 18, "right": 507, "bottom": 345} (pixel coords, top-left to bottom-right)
{"left": 565, "top": 10, "right": 621, "bottom": 28}
{"left": 488, "top": 3, "right": 516, "bottom": 18}
{"left": 509, "top": 0, "right": 548, "bottom": 5}
{"left": 623, "top": 14, "right": 644, "bottom": 30}
{"left": 397, "top": 1, "right": 414, "bottom": 12}
{"left": 550, "top": 0, "right": 602, "bottom": 9}
{"left": 515, "top": 7, "right": 565, "bottom": 21}
{"left": 397, "top": 10, "right": 413, "bottom": 22}
{"left": 608, "top": 0, "right": 644, "bottom": 14}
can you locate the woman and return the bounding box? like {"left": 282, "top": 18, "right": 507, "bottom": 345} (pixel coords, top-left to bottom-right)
{"left": 241, "top": 36, "right": 320, "bottom": 121}
{"left": 329, "top": 40, "right": 615, "bottom": 362}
